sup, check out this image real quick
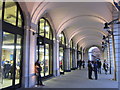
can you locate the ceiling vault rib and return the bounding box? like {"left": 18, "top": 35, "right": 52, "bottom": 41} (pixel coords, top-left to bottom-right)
{"left": 57, "top": 15, "right": 107, "bottom": 34}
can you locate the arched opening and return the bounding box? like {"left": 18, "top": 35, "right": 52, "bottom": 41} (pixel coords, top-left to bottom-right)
{"left": 1, "top": 0, "right": 24, "bottom": 89}
{"left": 88, "top": 46, "right": 101, "bottom": 61}
{"left": 37, "top": 17, "right": 53, "bottom": 78}
{"left": 59, "top": 31, "right": 66, "bottom": 74}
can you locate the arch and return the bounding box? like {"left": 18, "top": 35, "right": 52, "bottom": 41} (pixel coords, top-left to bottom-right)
{"left": 38, "top": 17, "right": 53, "bottom": 40}
{"left": 57, "top": 15, "right": 107, "bottom": 35}
{"left": 87, "top": 46, "right": 101, "bottom": 61}
{"left": 75, "top": 35, "right": 102, "bottom": 45}
{"left": 31, "top": 2, "right": 49, "bottom": 24}
{"left": 68, "top": 27, "right": 107, "bottom": 42}
{"left": 80, "top": 41, "right": 102, "bottom": 49}
{"left": 30, "top": 2, "right": 56, "bottom": 40}
{"left": 59, "top": 31, "right": 66, "bottom": 45}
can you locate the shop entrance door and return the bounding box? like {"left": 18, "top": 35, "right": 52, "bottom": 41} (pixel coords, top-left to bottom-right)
{"left": 1, "top": 22, "right": 23, "bottom": 89}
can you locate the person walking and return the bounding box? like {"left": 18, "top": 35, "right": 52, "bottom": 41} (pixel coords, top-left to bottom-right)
{"left": 93, "top": 61, "right": 98, "bottom": 80}
{"left": 97, "top": 60, "right": 102, "bottom": 74}
{"left": 79, "top": 60, "right": 82, "bottom": 70}
{"left": 35, "top": 60, "right": 44, "bottom": 86}
{"left": 77, "top": 60, "right": 80, "bottom": 69}
{"left": 103, "top": 60, "right": 108, "bottom": 75}
{"left": 82, "top": 60, "right": 85, "bottom": 68}
{"left": 87, "top": 61, "right": 93, "bottom": 79}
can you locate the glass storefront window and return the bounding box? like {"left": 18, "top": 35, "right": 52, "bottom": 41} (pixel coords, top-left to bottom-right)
{"left": 1, "top": 32, "right": 14, "bottom": 88}
{"left": 4, "top": 2, "right": 17, "bottom": 26}
{"left": 39, "top": 18, "right": 53, "bottom": 40}
{"left": 1, "top": 1, "right": 24, "bottom": 89}
{"left": 38, "top": 18, "right": 53, "bottom": 77}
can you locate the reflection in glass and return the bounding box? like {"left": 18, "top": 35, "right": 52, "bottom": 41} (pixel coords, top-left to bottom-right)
{"left": 49, "top": 30, "right": 52, "bottom": 40}
{"left": 1, "top": 32, "right": 14, "bottom": 88}
{"left": 45, "top": 44, "right": 49, "bottom": 76}
{"left": 40, "top": 19, "right": 45, "bottom": 37}
{"left": 18, "top": 10, "right": 22, "bottom": 27}
{"left": 59, "top": 32, "right": 65, "bottom": 45}
{"left": 0, "top": 1, "right": 2, "bottom": 20}
{"left": 45, "top": 22, "right": 50, "bottom": 39}
{"left": 15, "top": 35, "right": 21, "bottom": 85}
{"left": 39, "top": 45, "right": 44, "bottom": 77}
{"left": 59, "top": 47, "right": 64, "bottom": 72}
{"left": 4, "top": 1, "right": 17, "bottom": 26}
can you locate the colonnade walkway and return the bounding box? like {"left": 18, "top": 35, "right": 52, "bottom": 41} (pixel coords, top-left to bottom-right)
{"left": 35, "top": 68, "right": 118, "bottom": 88}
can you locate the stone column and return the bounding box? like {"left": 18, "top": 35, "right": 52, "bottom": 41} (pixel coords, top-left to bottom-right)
{"left": 72, "top": 47, "right": 77, "bottom": 70}
{"left": 64, "top": 45, "right": 71, "bottom": 72}
{"left": 72, "top": 49, "right": 75, "bottom": 69}
{"left": 74, "top": 48, "right": 77, "bottom": 69}
{"left": 22, "top": 25, "right": 30, "bottom": 88}
{"left": 53, "top": 37, "right": 60, "bottom": 76}
{"left": 22, "top": 15, "right": 36, "bottom": 88}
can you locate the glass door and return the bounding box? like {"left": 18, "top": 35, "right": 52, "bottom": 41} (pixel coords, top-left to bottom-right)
{"left": 1, "top": 32, "right": 14, "bottom": 88}
{"left": 59, "top": 47, "right": 64, "bottom": 73}
{"left": 39, "top": 44, "right": 45, "bottom": 77}
{"left": 45, "top": 44, "right": 49, "bottom": 76}
{"left": 1, "top": 32, "right": 22, "bottom": 89}
{"left": 15, "top": 35, "right": 22, "bottom": 85}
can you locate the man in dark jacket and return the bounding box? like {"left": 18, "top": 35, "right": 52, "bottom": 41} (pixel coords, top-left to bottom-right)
{"left": 97, "top": 60, "right": 102, "bottom": 74}
{"left": 88, "top": 61, "right": 93, "bottom": 79}
{"left": 93, "top": 61, "right": 98, "bottom": 80}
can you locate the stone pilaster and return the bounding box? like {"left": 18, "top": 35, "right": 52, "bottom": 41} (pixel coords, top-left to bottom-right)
{"left": 64, "top": 46, "right": 71, "bottom": 72}
{"left": 53, "top": 38, "right": 60, "bottom": 76}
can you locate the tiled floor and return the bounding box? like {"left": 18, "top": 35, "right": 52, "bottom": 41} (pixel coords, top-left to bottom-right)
{"left": 34, "top": 68, "right": 118, "bottom": 88}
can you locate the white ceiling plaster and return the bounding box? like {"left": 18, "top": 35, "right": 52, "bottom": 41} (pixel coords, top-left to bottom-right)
{"left": 19, "top": 1, "right": 116, "bottom": 49}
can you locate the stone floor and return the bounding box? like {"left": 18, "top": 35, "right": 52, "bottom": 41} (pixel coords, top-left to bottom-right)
{"left": 34, "top": 68, "right": 118, "bottom": 88}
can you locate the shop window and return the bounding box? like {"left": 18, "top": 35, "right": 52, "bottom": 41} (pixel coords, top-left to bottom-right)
{"left": 4, "top": 2, "right": 17, "bottom": 26}
{"left": 37, "top": 17, "right": 53, "bottom": 77}
{"left": 1, "top": 1, "right": 24, "bottom": 89}
{"left": 59, "top": 32, "right": 65, "bottom": 45}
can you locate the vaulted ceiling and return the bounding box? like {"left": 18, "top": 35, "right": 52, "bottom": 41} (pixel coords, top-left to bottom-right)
{"left": 19, "top": 0, "right": 118, "bottom": 50}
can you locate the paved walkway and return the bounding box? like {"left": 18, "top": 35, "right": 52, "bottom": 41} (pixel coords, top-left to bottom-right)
{"left": 35, "top": 68, "right": 118, "bottom": 88}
